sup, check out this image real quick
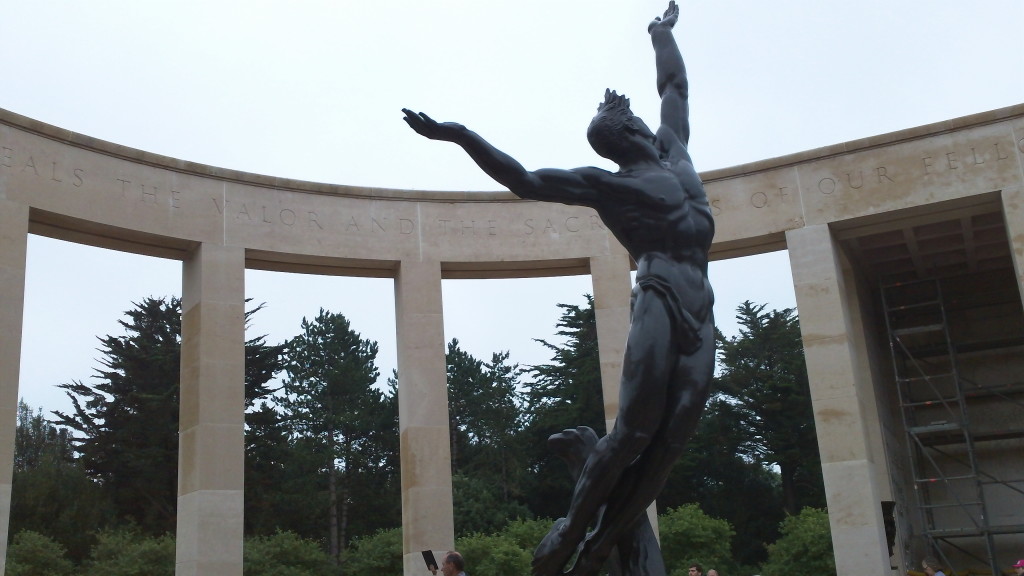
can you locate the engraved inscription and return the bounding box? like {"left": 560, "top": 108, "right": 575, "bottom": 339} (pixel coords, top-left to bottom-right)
{"left": 437, "top": 219, "right": 498, "bottom": 236}
{"left": 818, "top": 165, "right": 893, "bottom": 196}
{"left": 117, "top": 178, "right": 181, "bottom": 208}
{"left": 922, "top": 142, "right": 1011, "bottom": 175}
{"left": 748, "top": 186, "right": 791, "bottom": 209}
{"left": 0, "top": 147, "right": 85, "bottom": 187}
{"left": 524, "top": 216, "right": 604, "bottom": 235}
{"left": 212, "top": 198, "right": 323, "bottom": 229}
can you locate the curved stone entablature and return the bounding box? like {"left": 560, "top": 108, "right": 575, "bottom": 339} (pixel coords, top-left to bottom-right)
{"left": 4, "top": 104, "right": 1024, "bottom": 576}
{"left": 3, "top": 105, "right": 1022, "bottom": 276}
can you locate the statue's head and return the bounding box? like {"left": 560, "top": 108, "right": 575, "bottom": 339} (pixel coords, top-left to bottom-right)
{"left": 587, "top": 89, "right": 656, "bottom": 163}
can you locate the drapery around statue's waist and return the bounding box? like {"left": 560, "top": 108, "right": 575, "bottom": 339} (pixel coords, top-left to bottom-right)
{"left": 631, "top": 273, "right": 709, "bottom": 356}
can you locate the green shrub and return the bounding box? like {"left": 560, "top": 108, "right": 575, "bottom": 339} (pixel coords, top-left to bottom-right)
{"left": 457, "top": 532, "right": 532, "bottom": 576}
{"left": 760, "top": 507, "right": 835, "bottom": 576}
{"left": 497, "top": 517, "right": 552, "bottom": 551}
{"left": 6, "top": 530, "right": 75, "bottom": 576}
{"left": 82, "top": 528, "right": 174, "bottom": 576}
{"left": 658, "top": 503, "right": 735, "bottom": 576}
{"left": 245, "top": 531, "right": 334, "bottom": 576}
{"left": 344, "top": 527, "right": 403, "bottom": 575}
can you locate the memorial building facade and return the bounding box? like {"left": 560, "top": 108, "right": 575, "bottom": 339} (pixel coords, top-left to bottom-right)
{"left": 1, "top": 104, "right": 1023, "bottom": 575}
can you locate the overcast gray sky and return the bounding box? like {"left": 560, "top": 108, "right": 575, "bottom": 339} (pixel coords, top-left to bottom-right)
{"left": 2, "top": 0, "right": 1022, "bottom": 415}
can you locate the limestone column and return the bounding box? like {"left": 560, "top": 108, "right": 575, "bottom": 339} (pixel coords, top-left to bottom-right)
{"left": 1001, "top": 186, "right": 1024, "bottom": 304}
{"left": 0, "top": 201, "right": 28, "bottom": 575}
{"left": 786, "top": 224, "right": 890, "bottom": 574}
{"left": 589, "top": 248, "right": 632, "bottom": 432}
{"left": 395, "top": 259, "right": 453, "bottom": 576}
{"left": 177, "top": 243, "right": 246, "bottom": 576}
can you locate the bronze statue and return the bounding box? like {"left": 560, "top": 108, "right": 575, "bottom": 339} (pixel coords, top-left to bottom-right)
{"left": 403, "top": 3, "right": 714, "bottom": 575}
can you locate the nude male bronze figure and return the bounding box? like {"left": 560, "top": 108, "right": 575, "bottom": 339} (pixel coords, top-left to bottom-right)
{"left": 403, "top": 3, "right": 714, "bottom": 575}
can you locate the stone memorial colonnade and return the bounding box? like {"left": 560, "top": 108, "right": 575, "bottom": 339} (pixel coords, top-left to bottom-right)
{"left": 1, "top": 104, "right": 1023, "bottom": 575}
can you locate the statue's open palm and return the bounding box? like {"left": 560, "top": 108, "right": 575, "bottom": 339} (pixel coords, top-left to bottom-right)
{"left": 649, "top": 0, "right": 678, "bottom": 32}
{"left": 402, "top": 109, "right": 464, "bottom": 142}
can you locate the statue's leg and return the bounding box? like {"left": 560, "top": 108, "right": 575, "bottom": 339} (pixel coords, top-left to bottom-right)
{"left": 568, "top": 321, "right": 716, "bottom": 576}
{"left": 548, "top": 428, "right": 665, "bottom": 576}
{"left": 532, "top": 291, "right": 676, "bottom": 576}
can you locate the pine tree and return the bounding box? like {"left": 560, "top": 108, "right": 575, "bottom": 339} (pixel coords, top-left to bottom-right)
{"left": 521, "top": 296, "right": 606, "bottom": 519}
{"left": 445, "top": 341, "right": 530, "bottom": 534}
{"left": 52, "top": 297, "right": 284, "bottom": 535}
{"left": 715, "top": 301, "right": 824, "bottom": 515}
{"left": 278, "top": 308, "right": 385, "bottom": 562}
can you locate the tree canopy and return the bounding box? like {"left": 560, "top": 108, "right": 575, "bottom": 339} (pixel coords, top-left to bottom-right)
{"left": 20, "top": 293, "right": 829, "bottom": 574}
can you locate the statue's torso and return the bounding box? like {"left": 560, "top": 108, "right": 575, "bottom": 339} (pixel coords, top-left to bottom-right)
{"left": 595, "top": 160, "right": 715, "bottom": 323}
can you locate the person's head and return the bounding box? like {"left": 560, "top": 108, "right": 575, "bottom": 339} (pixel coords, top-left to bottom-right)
{"left": 441, "top": 551, "right": 464, "bottom": 576}
{"left": 587, "top": 89, "right": 657, "bottom": 165}
{"left": 707, "top": 569, "right": 719, "bottom": 576}
{"left": 922, "top": 557, "right": 942, "bottom": 575}
{"left": 1012, "top": 559, "right": 1024, "bottom": 575}
{"left": 687, "top": 563, "right": 703, "bottom": 576}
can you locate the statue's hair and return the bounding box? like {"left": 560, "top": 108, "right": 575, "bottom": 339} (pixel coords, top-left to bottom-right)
{"left": 588, "top": 88, "right": 652, "bottom": 161}
{"left": 594, "top": 89, "right": 635, "bottom": 132}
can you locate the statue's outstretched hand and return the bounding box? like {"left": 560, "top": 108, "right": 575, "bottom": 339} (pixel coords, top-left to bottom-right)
{"left": 402, "top": 109, "right": 465, "bottom": 142}
{"left": 648, "top": 0, "right": 678, "bottom": 33}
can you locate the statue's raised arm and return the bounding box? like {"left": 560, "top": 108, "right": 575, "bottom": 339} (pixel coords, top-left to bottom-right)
{"left": 649, "top": 1, "right": 691, "bottom": 157}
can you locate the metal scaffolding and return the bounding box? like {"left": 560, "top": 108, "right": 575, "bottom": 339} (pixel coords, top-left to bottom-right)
{"left": 882, "top": 277, "right": 1024, "bottom": 575}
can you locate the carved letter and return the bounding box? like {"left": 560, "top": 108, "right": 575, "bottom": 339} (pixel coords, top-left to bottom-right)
{"left": 142, "top": 184, "right": 157, "bottom": 204}
{"left": 261, "top": 206, "right": 273, "bottom": 223}
{"left": 543, "top": 219, "right": 557, "bottom": 234}
{"left": 372, "top": 217, "right": 387, "bottom": 232}
{"left": 995, "top": 142, "right": 1009, "bottom": 160}
{"left": 488, "top": 220, "right": 497, "bottom": 235}
{"left": 1018, "top": 137, "right": 1024, "bottom": 153}
{"left": 280, "top": 209, "right": 296, "bottom": 226}
{"left": 971, "top": 147, "right": 985, "bottom": 165}
{"left": 309, "top": 212, "right": 324, "bottom": 230}
{"left": 212, "top": 197, "right": 227, "bottom": 214}
{"left": 922, "top": 156, "right": 934, "bottom": 175}
{"left": 73, "top": 168, "right": 84, "bottom": 187}
{"left": 347, "top": 216, "right": 361, "bottom": 232}
{"left": 461, "top": 220, "right": 475, "bottom": 235}
{"left": 946, "top": 152, "right": 959, "bottom": 170}
{"left": 399, "top": 218, "right": 413, "bottom": 234}
{"left": 238, "top": 204, "right": 252, "bottom": 221}
{"left": 818, "top": 177, "right": 837, "bottom": 195}
{"left": 876, "top": 167, "right": 894, "bottom": 184}
{"left": 50, "top": 162, "right": 63, "bottom": 183}
{"left": 524, "top": 219, "right": 535, "bottom": 234}
{"left": 589, "top": 215, "right": 605, "bottom": 230}
{"left": 0, "top": 147, "right": 12, "bottom": 168}
{"left": 750, "top": 191, "right": 768, "bottom": 208}
{"left": 710, "top": 199, "right": 722, "bottom": 217}
{"left": 23, "top": 156, "right": 39, "bottom": 175}
{"left": 845, "top": 171, "right": 863, "bottom": 190}
{"left": 777, "top": 187, "right": 790, "bottom": 201}
{"left": 117, "top": 178, "right": 131, "bottom": 197}
{"left": 170, "top": 190, "right": 181, "bottom": 208}
{"left": 565, "top": 217, "right": 580, "bottom": 232}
